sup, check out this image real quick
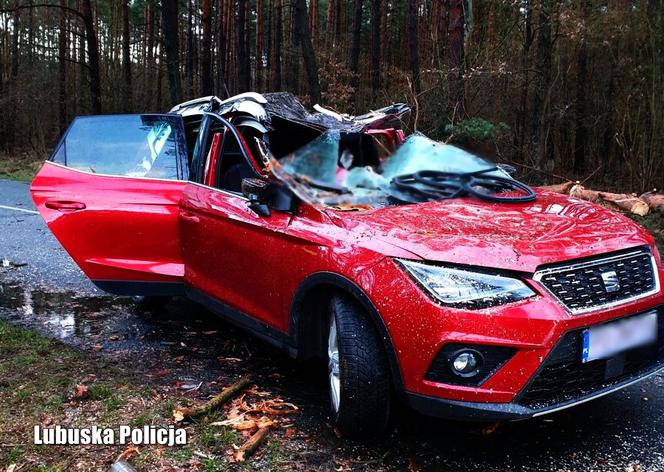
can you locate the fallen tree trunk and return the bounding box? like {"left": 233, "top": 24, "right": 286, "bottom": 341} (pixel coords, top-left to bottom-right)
{"left": 173, "top": 375, "right": 251, "bottom": 422}
{"left": 542, "top": 182, "right": 660, "bottom": 216}
{"left": 640, "top": 191, "right": 664, "bottom": 213}
{"left": 539, "top": 181, "right": 574, "bottom": 194}
{"left": 233, "top": 426, "right": 271, "bottom": 462}
{"left": 598, "top": 191, "right": 650, "bottom": 216}
{"left": 569, "top": 184, "right": 601, "bottom": 202}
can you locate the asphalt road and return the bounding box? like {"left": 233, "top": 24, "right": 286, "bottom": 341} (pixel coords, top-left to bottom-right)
{"left": 2, "top": 178, "right": 664, "bottom": 471}
{"left": 0, "top": 179, "right": 98, "bottom": 293}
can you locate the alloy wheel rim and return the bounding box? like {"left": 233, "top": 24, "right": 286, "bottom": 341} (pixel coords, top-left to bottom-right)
{"left": 327, "top": 315, "right": 341, "bottom": 413}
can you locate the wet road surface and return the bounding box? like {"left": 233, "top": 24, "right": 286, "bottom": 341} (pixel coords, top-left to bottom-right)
{"left": 2, "top": 179, "right": 664, "bottom": 471}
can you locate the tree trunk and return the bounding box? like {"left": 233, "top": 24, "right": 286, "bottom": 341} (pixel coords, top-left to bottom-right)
{"left": 237, "top": 0, "right": 250, "bottom": 92}
{"left": 325, "top": 0, "right": 335, "bottom": 47}
{"left": 432, "top": 0, "right": 447, "bottom": 68}
{"left": 271, "top": 0, "right": 282, "bottom": 90}
{"left": 574, "top": 0, "right": 589, "bottom": 173}
{"left": 244, "top": 1, "right": 250, "bottom": 88}
{"left": 309, "top": 0, "right": 318, "bottom": 48}
{"left": 59, "top": 0, "right": 67, "bottom": 132}
{"left": 201, "top": 0, "right": 213, "bottom": 95}
{"left": 335, "top": 0, "right": 344, "bottom": 48}
{"left": 7, "top": 1, "right": 20, "bottom": 149}
{"left": 532, "top": 0, "right": 552, "bottom": 167}
{"left": 379, "top": 0, "right": 388, "bottom": 64}
{"left": 27, "top": 0, "right": 33, "bottom": 65}
{"left": 217, "top": 0, "right": 229, "bottom": 96}
{"left": 285, "top": 1, "right": 300, "bottom": 92}
{"left": 161, "top": 0, "right": 182, "bottom": 104}
{"left": 186, "top": 0, "right": 194, "bottom": 97}
{"left": 266, "top": 0, "right": 273, "bottom": 89}
{"left": 256, "top": 0, "right": 264, "bottom": 90}
{"left": 122, "top": 0, "right": 132, "bottom": 110}
{"left": 349, "top": 0, "right": 363, "bottom": 91}
{"left": 80, "top": 0, "right": 102, "bottom": 114}
{"left": 447, "top": 0, "right": 464, "bottom": 119}
{"left": 407, "top": 0, "right": 420, "bottom": 94}
{"left": 226, "top": 0, "right": 236, "bottom": 92}
{"left": 517, "top": 0, "right": 534, "bottom": 160}
{"left": 145, "top": 0, "right": 155, "bottom": 110}
{"left": 370, "top": 0, "right": 380, "bottom": 91}
{"left": 294, "top": 0, "right": 320, "bottom": 104}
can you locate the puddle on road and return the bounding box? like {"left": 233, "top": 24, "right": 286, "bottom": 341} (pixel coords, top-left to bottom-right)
{"left": 0, "top": 280, "right": 327, "bottom": 417}
{"left": 0, "top": 282, "right": 276, "bottom": 363}
{"left": 0, "top": 282, "right": 132, "bottom": 340}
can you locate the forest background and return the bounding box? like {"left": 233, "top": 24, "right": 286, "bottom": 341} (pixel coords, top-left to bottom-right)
{"left": 0, "top": 0, "right": 662, "bottom": 191}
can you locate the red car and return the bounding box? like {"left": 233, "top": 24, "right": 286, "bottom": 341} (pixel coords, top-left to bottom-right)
{"left": 31, "top": 93, "right": 663, "bottom": 437}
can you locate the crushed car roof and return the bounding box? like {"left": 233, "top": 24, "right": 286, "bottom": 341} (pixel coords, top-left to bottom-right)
{"left": 170, "top": 92, "right": 410, "bottom": 132}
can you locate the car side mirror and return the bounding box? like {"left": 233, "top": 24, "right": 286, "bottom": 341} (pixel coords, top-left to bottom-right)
{"left": 242, "top": 178, "right": 272, "bottom": 217}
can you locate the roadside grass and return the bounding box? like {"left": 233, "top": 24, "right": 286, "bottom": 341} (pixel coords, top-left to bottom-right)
{"left": 628, "top": 213, "right": 664, "bottom": 254}
{"left": 0, "top": 155, "right": 42, "bottom": 182}
{"left": 0, "top": 320, "right": 296, "bottom": 470}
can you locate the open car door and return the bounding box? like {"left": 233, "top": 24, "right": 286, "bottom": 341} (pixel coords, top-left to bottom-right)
{"left": 30, "top": 114, "right": 189, "bottom": 296}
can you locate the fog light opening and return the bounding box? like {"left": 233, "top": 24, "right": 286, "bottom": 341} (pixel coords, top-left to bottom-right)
{"left": 449, "top": 349, "right": 483, "bottom": 378}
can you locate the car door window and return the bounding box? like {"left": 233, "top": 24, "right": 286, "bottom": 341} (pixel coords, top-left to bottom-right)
{"left": 51, "top": 114, "right": 189, "bottom": 180}
{"left": 217, "top": 128, "right": 256, "bottom": 194}
{"left": 192, "top": 114, "right": 260, "bottom": 194}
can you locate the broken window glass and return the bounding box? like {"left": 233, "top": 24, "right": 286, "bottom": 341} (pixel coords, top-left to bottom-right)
{"left": 274, "top": 131, "right": 514, "bottom": 210}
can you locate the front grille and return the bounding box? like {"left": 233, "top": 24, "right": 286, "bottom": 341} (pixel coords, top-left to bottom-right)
{"left": 534, "top": 248, "right": 659, "bottom": 314}
{"left": 518, "top": 308, "right": 664, "bottom": 409}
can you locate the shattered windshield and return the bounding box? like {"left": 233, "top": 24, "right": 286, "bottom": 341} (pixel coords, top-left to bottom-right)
{"left": 274, "top": 130, "right": 522, "bottom": 210}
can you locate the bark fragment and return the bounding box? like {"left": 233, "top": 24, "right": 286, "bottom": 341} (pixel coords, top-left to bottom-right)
{"left": 233, "top": 426, "right": 271, "bottom": 462}
{"left": 173, "top": 375, "right": 252, "bottom": 422}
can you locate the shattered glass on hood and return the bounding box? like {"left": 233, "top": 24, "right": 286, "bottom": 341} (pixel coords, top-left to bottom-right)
{"left": 275, "top": 131, "right": 510, "bottom": 210}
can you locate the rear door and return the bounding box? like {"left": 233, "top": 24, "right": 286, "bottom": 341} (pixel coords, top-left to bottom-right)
{"left": 30, "top": 114, "right": 189, "bottom": 295}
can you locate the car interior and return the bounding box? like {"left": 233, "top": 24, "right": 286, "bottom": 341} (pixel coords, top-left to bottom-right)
{"left": 184, "top": 109, "right": 396, "bottom": 199}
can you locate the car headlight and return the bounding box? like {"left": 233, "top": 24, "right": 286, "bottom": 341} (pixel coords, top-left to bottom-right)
{"left": 397, "top": 259, "right": 535, "bottom": 309}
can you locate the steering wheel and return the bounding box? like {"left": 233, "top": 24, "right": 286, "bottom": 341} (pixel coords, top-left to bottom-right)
{"left": 390, "top": 168, "right": 537, "bottom": 204}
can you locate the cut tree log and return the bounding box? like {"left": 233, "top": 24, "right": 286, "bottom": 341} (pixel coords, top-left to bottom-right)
{"left": 569, "top": 184, "right": 601, "bottom": 202}
{"left": 533, "top": 181, "right": 660, "bottom": 216}
{"left": 640, "top": 191, "right": 664, "bottom": 213}
{"left": 539, "top": 181, "right": 574, "bottom": 194}
{"left": 598, "top": 192, "right": 650, "bottom": 216}
{"left": 173, "top": 375, "right": 252, "bottom": 422}
{"left": 233, "top": 426, "right": 271, "bottom": 462}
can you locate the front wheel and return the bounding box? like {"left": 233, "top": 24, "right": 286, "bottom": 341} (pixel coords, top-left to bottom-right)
{"left": 328, "top": 295, "right": 391, "bottom": 438}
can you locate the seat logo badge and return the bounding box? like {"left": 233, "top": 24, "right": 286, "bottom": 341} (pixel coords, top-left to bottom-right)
{"left": 601, "top": 271, "right": 620, "bottom": 293}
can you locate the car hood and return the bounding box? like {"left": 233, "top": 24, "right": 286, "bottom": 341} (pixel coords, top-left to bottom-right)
{"left": 332, "top": 190, "right": 653, "bottom": 273}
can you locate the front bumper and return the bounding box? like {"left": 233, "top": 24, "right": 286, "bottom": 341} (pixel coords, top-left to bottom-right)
{"left": 367, "top": 258, "right": 664, "bottom": 406}
{"left": 407, "top": 361, "right": 664, "bottom": 421}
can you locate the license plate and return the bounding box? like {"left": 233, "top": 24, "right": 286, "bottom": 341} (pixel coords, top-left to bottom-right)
{"left": 581, "top": 312, "right": 658, "bottom": 363}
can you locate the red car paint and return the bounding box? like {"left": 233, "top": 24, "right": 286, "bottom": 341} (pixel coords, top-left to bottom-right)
{"left": 31, "top": 162, "right": 186, "bottom": 283}
{"left": 31, "top": 107, "right": 663, "bottom": 421}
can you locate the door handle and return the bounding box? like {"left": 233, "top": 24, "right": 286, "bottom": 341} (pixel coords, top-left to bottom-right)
{"left": 180, "top": 211, "right": 200, "bottom": 223}
{"left": 44, "top": 200, "right": 86, "bottom": 212}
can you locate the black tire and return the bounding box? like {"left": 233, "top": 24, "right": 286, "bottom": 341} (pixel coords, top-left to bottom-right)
{"left": 328, "top": 294, "right": 391, "bottom": 438}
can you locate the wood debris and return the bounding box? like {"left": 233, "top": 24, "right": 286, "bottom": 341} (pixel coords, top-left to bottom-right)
{"left": 233, "top": 426, "right": 271, "bottom": 462}
{"left": 541, "top": 182, "right": 662, "bottom": 216}
{"left": 640, "top": 191, "right": 664, "bottom": 213}
{"left": 173, "top": 375, "right": 251, "bottom": 422}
